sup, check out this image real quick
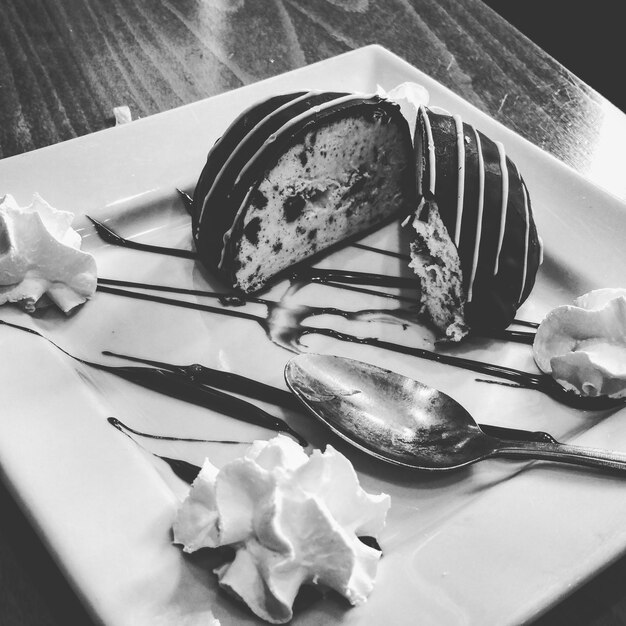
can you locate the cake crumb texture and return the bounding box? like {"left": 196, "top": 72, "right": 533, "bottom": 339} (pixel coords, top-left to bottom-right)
{"left": 409, "top": 199, "right": 468, "bottom": 341}
{"left": 231, "top": 114, "right": 411, "bottom": 292}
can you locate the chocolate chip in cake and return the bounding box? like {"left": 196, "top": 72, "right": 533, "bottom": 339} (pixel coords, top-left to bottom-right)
{"left": 243, "top": 217, "right": 261, "bottom": 244}
{"left": 250, "top": 188, "right": 268, "bottom": 210}
{"left": 284, "top": 195, "right": 306, "bottom": 222}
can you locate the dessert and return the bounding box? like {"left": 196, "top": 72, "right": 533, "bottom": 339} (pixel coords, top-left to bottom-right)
{"left": 190, "top": 88, "right": 542, "bottom": 340}
{"left": 412, "top": 106, "right": 543, "bottom": 335}
{"left": 533, "top": 288, "right": 626, "bottom": 398}
{"left": 0, "top": 193, "right": 97, "bottom": 313}
{"left": 173, "top": 434, "right": 390, "bottom": 624}
{"left": 191, "top": 90, "right": 416, "bottom": 293}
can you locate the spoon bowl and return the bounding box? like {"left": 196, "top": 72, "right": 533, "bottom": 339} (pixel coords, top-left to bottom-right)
{"left": 284, "top": 354, "right": 626, "bottom": 473}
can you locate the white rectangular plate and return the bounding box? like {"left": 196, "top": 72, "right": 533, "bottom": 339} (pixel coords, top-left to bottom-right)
{"left": 2, "top": 45, "right": 626, "bottom": 626}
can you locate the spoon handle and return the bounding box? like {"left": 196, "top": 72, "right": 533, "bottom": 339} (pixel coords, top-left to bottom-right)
{"left": 494, "top": 440, "right": 626, "bottom": 473}
{"left": 479, "top": 424, "right": 557, "bottom": 444}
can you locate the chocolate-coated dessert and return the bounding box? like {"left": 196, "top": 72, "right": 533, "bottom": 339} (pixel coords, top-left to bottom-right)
{"left": 191, "top": 91, "right": 415, "bottom": 292}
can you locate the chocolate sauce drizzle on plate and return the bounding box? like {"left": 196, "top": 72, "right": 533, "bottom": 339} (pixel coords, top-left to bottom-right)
{"left": 106, "top": 416, "right": 382, "bottom": 557}
{"left": 107, "top": 416, "right": 250, "bottom": 483}
{"left": 94, "top": 277, "right": 620, "bottom": 410}
{"left": 88, "top": 218, "right": 622, "bottom": 411}
{"left": 0, "top": 320, "right": 306, "bottom": 445}
{"left": 87, "top": 216, "right": 199, "bottom": 260}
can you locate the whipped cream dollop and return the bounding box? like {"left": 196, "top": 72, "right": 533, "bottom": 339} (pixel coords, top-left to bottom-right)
{"left": 173, "top": 435, "right": 390, "bottom": 624}
{"left": 0, "top": 193, "right": 97, "bottom": 313}
{"left": 376, "top": 81, "right": 429, "bottom": 137}
{"left": 533, "top": 288, "right": 626, "bottom": 398}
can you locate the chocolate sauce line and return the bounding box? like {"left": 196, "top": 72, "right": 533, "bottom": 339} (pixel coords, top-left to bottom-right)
{"left": 97, "top": 284, "right": 263, "bottom": 323}
{"left": 350, "top": 242, "right": 411, "bottom": 260}
{"left": 102, "top": 350, "right": 302, "bottom": 412}
{"left": 108, "top": 417, "right": 204, "bottom": 484}
{"left": 94, "top": 279, "right": 622, "bottom": 410}
{"left": 485, "top": 328, "right": 535, "bottom": 345}
{"left": 150, "top": 456, "right": 201, "bottom": 484}
{"left": 512, "top": 319, "right": 539, "bottom": 329}
{"left": 92, "top": 284, "right": 538, "bottom": 404}
{"left": 291, "top": 268, "right": 536, "bottom": 342}
{"left": 89, "top": 223, "right": 623, "bottom": 409}
{"left": 98, "top": 277, "right": 271, "bottom": 306}
{"left": 91, "top": 220, "right": 536, "bottom": 331}
{"left": 109, "top": 409, "right": 381, "bottom": 549}
{"left": 87, "top": 216, "right": 198, "bottom": 260}
{"left": 97, "top": 278, "right": 410, "bottom": 329}
{"left": 300, "top": 325, "right": 542, "bottom": 385}
{"left": 0, "top": 319, "right": 306, "bottom": 445}
{"left": 107, "top": 416, "right": 249, "bottom": 445}
{"left": 316, "top": 280, "right": 416, "bottom": 303}
{"left": 294, "top": 267, "right": 417, "bottom": 289}
{"left": 304, "top": 327, "right": 622, "bottom": 409}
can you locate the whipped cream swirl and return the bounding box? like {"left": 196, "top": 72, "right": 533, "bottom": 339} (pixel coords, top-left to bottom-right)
{"left": 0, "top": 193, "right": 97, "bottom": 313}
{"left": 533, "top": 288, "right": 626, "bottom": 399}
{"left": 173, "top": 435, "right": 390, "bottom": 624}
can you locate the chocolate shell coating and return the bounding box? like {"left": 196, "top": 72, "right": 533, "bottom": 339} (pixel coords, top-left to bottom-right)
{"left": 192, "top": 91, "right": 415, "bottom": 292}
{"left": 415, "top": 106, "right": 542, "bottom": 331}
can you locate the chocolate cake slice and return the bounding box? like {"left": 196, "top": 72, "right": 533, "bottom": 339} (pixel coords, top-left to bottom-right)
{"left": 192, "top": 91, "right": 415, "bottom": 293}
{"left": 413, "top": 106, "right": 543, "bottom": 333}
{"left": 409, "top": 196, "right": 468, "bottom": 342}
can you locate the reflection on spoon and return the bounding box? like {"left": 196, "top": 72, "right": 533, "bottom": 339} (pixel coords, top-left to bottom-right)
{"left": 285, "top": 354, "right": 626, "bottom": 473}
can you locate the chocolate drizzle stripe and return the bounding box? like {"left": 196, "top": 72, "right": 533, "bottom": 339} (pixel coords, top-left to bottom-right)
{"left": 483, "top": 328, "right": 535, "bottom": 345}
{"left": 192, "top": 94, "right": 300, "bottom": 229}
{"left": 108, "top": 417, "right": 249, "bottom": 445}
{"left": 92, "top": 278, "right": 624, "bottom": 410}
{"left": 197, "top": 90, "right": 319, "bottom": 227}
{"left": 218, "top": 93, "right": 379, "bottom": 271}
{"left": 0, "top": 319, "right": 307, "bottom": 445}
{"left": 88, "top": 216, "right": 198, "bottom": 259}
{"left": 293, "top": 267, "right": 417, "bottom": 289}
{"left": 493, "top": 140, "right": 508, "bottom": 275}
{"left": 452, "top": 113, "right": 465, "bottom": 246}
{"left": 97, "top": 284, "right": 264, "bottom": 322}
{"left": 420, "top": 104, "right": 436, "bottom": 195}
{"left": 97, "top": 277, "right": 272, "bottom": 306}
{"left": 218, "top": 183, "right": 255, "bottom": 271}
{"left": 102, "top": 349, "right": 301, "bottom": 411}
{"left": 519, "top": 180, "right": 531, "bottom": 304}
{"left": 3, "top": 261, "right": 620, "bottom": 410}
{"left": 513, "top": 319, "right": 539, "bottom": 329}
{"left": 309, "top": 280, "right": 416, "bottom": 303}
{"left": 350, "top": 242, "right": 411, "bottom": 261}
{"left": 467, "top": 126, "right": 485, "bottom": 302}
{"left": 234, "top": 93, "right": 374, "bottom": 188}
{"left": 107, "top": 417, "right": 204, "bottom": 484}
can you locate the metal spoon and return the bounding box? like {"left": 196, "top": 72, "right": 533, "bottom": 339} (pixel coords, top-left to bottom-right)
{"left": 284, "top": 353, "right": 626, "bottom": 472}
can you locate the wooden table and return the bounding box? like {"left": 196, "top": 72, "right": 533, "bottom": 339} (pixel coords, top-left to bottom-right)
{"left": 1, "top": 1, "right": 625, "bottom": 624}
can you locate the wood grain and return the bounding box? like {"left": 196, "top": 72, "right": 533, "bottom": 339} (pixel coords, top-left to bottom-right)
{"left": 1, "top": 1, "right": 626, "bottom": 625}
{"left": 1, "top": 0, "right": 625, "bottom": 199}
